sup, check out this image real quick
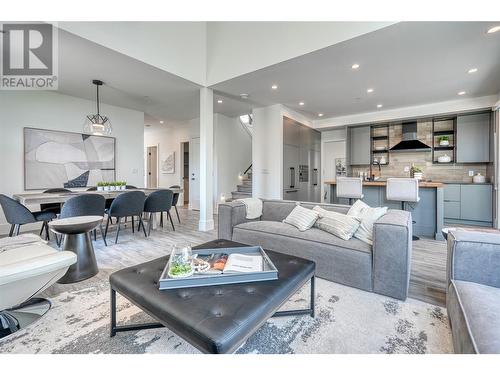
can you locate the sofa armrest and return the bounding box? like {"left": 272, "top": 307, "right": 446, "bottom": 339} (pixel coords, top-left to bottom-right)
{"left": 218, "top": 201, "right": 257, "bottom": 240}
{"left": 372, "top": 209, "right": 412, "bottom": 300}
{"left": 447, "top": 231, "right": 500, "bottom": 289}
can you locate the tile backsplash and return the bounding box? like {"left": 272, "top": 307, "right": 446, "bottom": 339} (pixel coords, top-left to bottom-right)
{"left": 351, "top": 121, "right": 492, "bottom": 183}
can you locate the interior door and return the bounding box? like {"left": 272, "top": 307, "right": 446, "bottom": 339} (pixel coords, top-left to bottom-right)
{"left": 189, "top": 138, "right": 200, "bottom": 210}
{"left": 146, "top": 146, "right": 158, "bottom": 188}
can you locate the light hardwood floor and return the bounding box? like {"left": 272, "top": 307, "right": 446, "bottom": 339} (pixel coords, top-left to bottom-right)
{"left": 7, "top": 206, "right": 455, "bottom": 307}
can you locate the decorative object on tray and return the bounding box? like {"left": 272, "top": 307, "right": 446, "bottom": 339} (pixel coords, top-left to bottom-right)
{"left": 166, "top": 242, "right": 194, "bottom": 279}
{"left": 437, "top": 154, "right": 451, "bottom": 163}
{"left": 438, "top": 135, "right": 450, "bottom": 146}
{"left": 410, "top": 165, "right": 423, "bottom": 180}
{"left": 159, "top": 246, "right": 277, "bottom": 290}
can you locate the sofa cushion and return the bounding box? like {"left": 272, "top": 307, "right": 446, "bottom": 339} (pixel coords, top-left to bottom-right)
{"left": 448, "top": 280, "right": 500, "bottom": 354}
{"left": 283, "top": 205, "right": 319, "bottom": 231}
{"left": 312, "top": 205, "right": 360, "bottom": 241}
{"left": 232, "top": 221, "right": 373, "bottom": 292}
{"left": 349, "top": 203, "right": 388, "bottom": 246}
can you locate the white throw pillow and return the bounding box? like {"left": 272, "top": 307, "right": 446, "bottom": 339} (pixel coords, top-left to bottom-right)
{"left": 283, "top": 205, "right": 319, "bottom": 231}
{"left": 347, "top": 199, "right": 369, "bottom": 217}
{"left": 312, "top": 206, "right": 360, "bottom": 241}
{"left": 351, "top": 205, "right": 388, "bottom": 245}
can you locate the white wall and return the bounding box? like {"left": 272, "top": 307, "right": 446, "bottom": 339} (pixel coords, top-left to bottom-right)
{"left": 59, "top": 22, "right": 207, "bottom": 85}
{"left": 214, "top": 114, "right": 252, "bottom": 208}
{"left": 252, "top": 104, "right": 315, "bottom": 199}
{"left": 313, "top": 95, "right": 499, "bottom": 129}
{"left": 206, "top": 22, "right": 394, "bottom": 85}
{"left": 0, "top": 91, "right": 145, "bottom": 234}
{"left": 144, "top": 122, "right": 191, "bottom": 203}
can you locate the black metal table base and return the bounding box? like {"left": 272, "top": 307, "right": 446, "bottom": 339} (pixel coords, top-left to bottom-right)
{"left": 58, "top": 232, "right": 98, "bottom": 284}
{"left": 110, "top": 276, "right": 315, "bottom": 338}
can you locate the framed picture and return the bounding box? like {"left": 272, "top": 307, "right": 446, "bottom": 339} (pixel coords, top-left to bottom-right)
{"left": 24, "top": 127, "right": 116, "bottom": 190}
{"left": 161, "top": 151, "right": 175, "bottom": 174}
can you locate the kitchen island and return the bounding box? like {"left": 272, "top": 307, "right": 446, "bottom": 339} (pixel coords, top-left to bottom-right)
{"left": 325, "top": 180, "right": 444, "bottom": 240}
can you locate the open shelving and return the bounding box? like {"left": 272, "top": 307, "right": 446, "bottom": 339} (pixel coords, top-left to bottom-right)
{"left": 432, "top": 117, "right": 456, "bottom": 164}
{"left": 370, "top": 124, "right": 390, "bottom": 166}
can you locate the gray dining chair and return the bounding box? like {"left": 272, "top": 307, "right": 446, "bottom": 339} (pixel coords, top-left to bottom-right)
{"left": 126, "top": 185, "right": 137, "bottom": 190}
{"left": 39, "top": 188, "right": 71, "bottom": 235}
{"left": 140, "top": 189, "right": 175, "bottom": 235}
{"left": 57, "top": 194, "right": 108, "bottom": 247}
{"left": 169, "top": 185, "right": 181, "bottom": 223}
{"left": 0, "top": 194, "right": 56, "bottom": 239}
{"left": 105, "top": 191, "right": 147, "bottom": 244}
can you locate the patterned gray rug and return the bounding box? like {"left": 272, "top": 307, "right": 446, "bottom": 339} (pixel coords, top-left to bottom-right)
{"left": 0, "top": 269, "right": 452, "bottom": 354}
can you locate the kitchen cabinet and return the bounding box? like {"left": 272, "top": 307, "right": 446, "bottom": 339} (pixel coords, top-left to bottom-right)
{"left": 456, "top": 113, "right": 491, "bottom": 163}
{"left": 444, "top": 183, "right": 492, "bottom": 225}
{"left": 349, "top": 125, "right": 371, "bottom": 165}
{"left": 283, "top": 117, "right": 301, "bottom": 146}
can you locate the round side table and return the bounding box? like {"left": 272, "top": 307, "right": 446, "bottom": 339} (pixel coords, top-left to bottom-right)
{"left": 49, "top": 215, "right": 103, "bottom": 284}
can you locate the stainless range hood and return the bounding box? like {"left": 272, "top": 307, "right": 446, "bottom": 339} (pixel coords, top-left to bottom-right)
{"left": 390, "top": 122, "right": 431, "bottom": 152}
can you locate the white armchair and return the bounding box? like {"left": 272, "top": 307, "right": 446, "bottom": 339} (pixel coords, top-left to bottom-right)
{"left": 0, "top": 235, "right": 76, "bottom": 339}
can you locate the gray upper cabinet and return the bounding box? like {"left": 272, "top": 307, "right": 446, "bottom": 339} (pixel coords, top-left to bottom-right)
{"left": 456, "top": 113, "right": 491, "bottom": 163}
{"left": 349, "top": 125, "right": 371, "bottom": 165}
{"left": 283, "top": 117, "right": 301, "bottom": 146}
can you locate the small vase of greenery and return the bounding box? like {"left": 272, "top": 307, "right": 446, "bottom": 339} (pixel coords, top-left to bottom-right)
{"left": 438, "top": 136, "right": 450, "bottom": 146}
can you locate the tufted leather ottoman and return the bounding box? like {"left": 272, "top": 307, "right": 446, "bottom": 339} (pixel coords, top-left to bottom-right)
{"left": 109, "top": 239, "right": 315, "bottom": 353}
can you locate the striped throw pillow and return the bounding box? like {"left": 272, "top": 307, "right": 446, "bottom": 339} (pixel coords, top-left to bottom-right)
{"left": 283, "top": 205, "right": 319, "bottom": 231}
{"left": 312, "top": 206, "right": 360, "bottom": 241}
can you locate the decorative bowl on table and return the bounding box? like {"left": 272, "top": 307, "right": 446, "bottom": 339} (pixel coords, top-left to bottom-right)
{"left": 437, "top": 154, "right": 452, "bottom": 163}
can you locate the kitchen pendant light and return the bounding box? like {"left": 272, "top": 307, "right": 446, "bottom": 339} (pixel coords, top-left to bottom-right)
{"left": 83, "top": 79, "right": 112, "bottom": 136}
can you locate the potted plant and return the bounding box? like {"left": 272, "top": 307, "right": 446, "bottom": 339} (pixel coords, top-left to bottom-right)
{"left": 438, "top": 135, "right": 450, "bottom": 146}
{"left": 410, "top": 165, "right": 423, "bottom": 180}
{"left": 97, "top": 181, "right": 105, "bottom": 191}
{"left": 103, "top": 182, "right": 110, "bottom": 191}
{"left": 118, "top": 181, "right": 126, "bottom": 190}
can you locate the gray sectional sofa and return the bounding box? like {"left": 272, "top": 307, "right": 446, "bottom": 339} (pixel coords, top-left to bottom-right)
{"left": 218, "top": 199, "right": 412, "bottom": 300}
{"left": 446, "top": 231, "right": 500, "bottom": 354}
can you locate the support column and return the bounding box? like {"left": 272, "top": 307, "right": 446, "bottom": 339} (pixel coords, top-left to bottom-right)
{"left": 199, "top": 87, "right": 214, "bottom": 231}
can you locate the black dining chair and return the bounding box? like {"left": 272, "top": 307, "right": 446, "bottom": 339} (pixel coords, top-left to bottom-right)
{"left": 140, "top": 189, "right": 175, "bottom": 235}
{"left": 169, "top": 185, "right": 181, "bottom": 223}
{"left": 86, "top": 187, "right": 97, "bottom": 191}
{"left": 58, "top": 194, "right": 108, "bottom": 246}
{"left": 126, "top": 185, "right": 137, "bottom": 190}
{"left": 39, "top": 188, "right": 71, "bottom": 236}
{"left": 105, "top": 191, "right": 147, "bottom": 244}
{"left": 0, "top": 194, "right": 56, "bottom": 239}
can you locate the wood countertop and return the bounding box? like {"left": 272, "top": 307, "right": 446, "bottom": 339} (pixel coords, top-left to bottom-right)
{"left": 324, "top": 180, "right": 444, "bottom": 188}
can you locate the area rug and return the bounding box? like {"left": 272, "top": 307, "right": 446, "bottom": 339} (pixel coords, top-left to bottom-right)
{"left": 0, "top": 269, "right": 453, "bottom": 354}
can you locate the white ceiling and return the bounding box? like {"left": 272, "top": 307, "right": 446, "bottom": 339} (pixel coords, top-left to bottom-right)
{"left": 211, "top": 22, "right": 500, "bottom": 120}
{"left": 56, "top": 29, "right": 201, "bottom": 122}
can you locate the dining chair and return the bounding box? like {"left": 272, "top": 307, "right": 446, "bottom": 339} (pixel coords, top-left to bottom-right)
{"left": 169, "top": 185, "right": 181, "bottom": 223}
{"left": 126, "top": 185, "right": 137, "bottom": 189}
{"left": 0, "top": 194, "right": 56, "bottom": 239}
{"left": 39, "top": 188, "right": 71, "bottom": 236}
{"left": 105, "top": 191, "right": 147, "bottom": 244}
{"left": 58, "top": 194, "right": 108, "bottom": 246}
{"left": 140, "top": 189, "right": 175, "bottom": 235}
{"left": 86, "top": 187, "right": 97, "bottom": 191}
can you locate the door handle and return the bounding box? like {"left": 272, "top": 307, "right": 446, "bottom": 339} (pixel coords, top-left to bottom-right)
{"left": 290, "top": 167, "right": 295, "bottom": 188}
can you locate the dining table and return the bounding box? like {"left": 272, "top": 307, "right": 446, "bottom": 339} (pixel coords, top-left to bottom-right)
{"left": 13, "top": 188, "right": 183, "bottom": 231}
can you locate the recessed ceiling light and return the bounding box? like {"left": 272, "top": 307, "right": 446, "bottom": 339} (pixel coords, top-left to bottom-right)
{"left": 299, "top": 102, "right": 305, "bottom": 106}
{"left": 377, "top": 104, "right": 383, "bottom": 108}
{"left": 318, "top": 113, "right": 324, "bottom": 117}
{"left": 240, "top": 93, "right": 249, "bottom": 99}
{"left": 271, "top": 84, "right": 278, "bottom": 90}
{"left": 487, "top": 26, "right": 500, "bottom": 34}
{"left": 217, "top": 99, "right": 223, "bottom": 104}
{"left": 458, "top": 91, "right": 466, "bottom": 96}
{"left": 351, "top": 63, "right": 360, "bottom": 70}
{"left": 367, "top": 88, "right": 374, "bottom": 93}
{"left": 159, "top": 120, "right": 164, "bottom": 124}
{"left": 467, "top": 68, "right": 478, "bottom": 74}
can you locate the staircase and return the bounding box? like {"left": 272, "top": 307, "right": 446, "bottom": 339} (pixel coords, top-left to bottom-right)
{"left": 230, "top": 171, "right": 252, "bottom": 201}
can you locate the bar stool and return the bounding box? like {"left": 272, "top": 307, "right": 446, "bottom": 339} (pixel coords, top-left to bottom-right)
{"left": 336, "top": 177, "right": 364, "bottom": 205}
{"left": 386, "top": 178, "right": 420, "bottom": 240}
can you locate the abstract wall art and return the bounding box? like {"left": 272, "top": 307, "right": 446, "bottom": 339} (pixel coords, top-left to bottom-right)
{"left": 161, "top": 151, "right": 175, "bottom": 174}
{"left": 24, "top": 127, "right": 116, "bottom": 190}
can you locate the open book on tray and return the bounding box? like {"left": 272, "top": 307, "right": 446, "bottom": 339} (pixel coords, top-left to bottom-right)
{"left": 195, "top": 252, "right": 263, "bottom": 274}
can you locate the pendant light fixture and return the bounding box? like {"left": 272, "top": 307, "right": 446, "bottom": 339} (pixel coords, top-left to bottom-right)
{"left": 83, "top": 79, "right": 112, "bottom": 136}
